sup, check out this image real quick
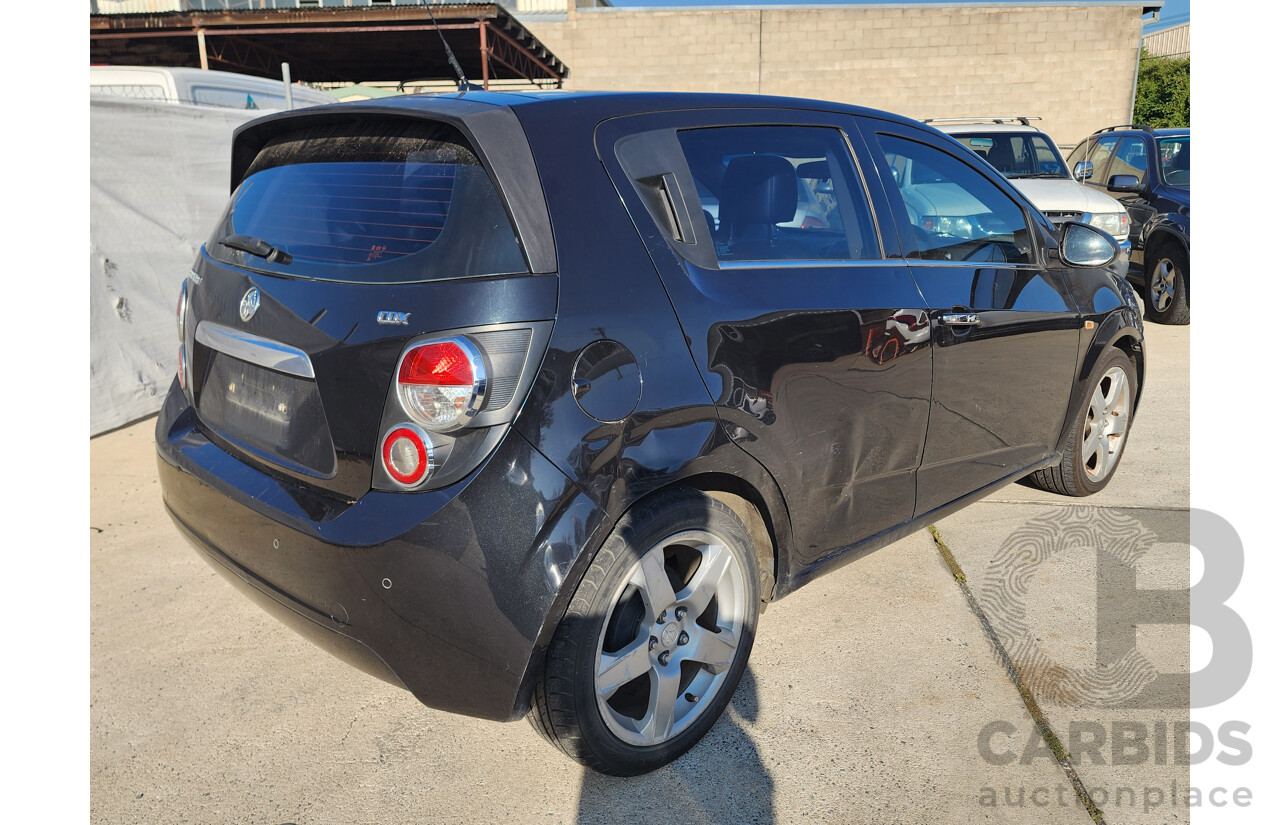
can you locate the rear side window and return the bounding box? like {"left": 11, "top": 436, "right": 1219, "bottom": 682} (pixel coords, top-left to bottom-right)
{"left": 208, "top": 118, "right": 528, "bottom": 284}
{"left": 675, "top": 125, "right": 880, "bottom": 263}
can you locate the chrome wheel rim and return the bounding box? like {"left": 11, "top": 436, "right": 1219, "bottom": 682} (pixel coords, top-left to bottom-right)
{"left": 1149, "top": 259, "right": 1177, "bottom": 312}
{"left": 594, "top": 529, "right": 747, "bottom": 747}
{"left": 1082, "top": 366, "right": 1131, "bottom": 482}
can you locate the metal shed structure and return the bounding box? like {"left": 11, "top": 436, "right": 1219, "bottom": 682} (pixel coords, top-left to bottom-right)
{"left": 89, "top": 3, "right": 569, "bottom": 88}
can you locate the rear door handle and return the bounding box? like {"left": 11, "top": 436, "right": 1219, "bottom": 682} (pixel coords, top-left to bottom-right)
{"left": 940, "top": 313, "right": 981, "bottom": 327}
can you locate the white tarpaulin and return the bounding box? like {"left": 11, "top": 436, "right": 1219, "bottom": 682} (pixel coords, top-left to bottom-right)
{"left": 90, "top": 96, "right": 261, "bottom": 435}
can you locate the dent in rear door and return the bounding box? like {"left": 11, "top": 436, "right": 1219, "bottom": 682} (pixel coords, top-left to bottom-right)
{"left": 597, "top": 110, "right": 934, "bottom": 565}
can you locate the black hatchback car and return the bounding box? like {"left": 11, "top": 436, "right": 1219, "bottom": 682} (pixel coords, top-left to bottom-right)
{"left": 157, "top": 91, "right": 1144, "bottom": 776}
{"left": 1065, "top": 125, "right": 1190, "bottom": 324}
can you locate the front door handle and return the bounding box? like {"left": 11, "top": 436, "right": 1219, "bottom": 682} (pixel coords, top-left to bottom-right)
{"left": 941, "top": 313, "right": 981, "bottom": 327}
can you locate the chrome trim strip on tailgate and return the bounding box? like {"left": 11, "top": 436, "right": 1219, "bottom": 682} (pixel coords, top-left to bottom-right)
{"left": 195, "top": 322, "right": 316, "bottom": 379}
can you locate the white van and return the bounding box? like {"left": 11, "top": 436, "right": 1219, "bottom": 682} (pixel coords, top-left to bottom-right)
{"left": 89, "top": 65, "right": 335, "bottom": 111}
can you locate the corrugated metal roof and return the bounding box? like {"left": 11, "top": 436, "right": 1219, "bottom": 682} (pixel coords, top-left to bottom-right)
{"left": 1143, "top": 21, "right": 1189, "bottom": 58}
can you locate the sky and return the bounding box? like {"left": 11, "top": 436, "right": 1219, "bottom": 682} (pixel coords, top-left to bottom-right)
{"left": 608, "top": 0, "right": 1192, "bottom": 34}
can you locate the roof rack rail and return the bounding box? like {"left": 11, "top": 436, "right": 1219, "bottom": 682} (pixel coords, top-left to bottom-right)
{"left": 922, "top": 116, "right": 1042, "bottom": 126}
{"left": 1091, "top": 124, "right": 1155, "bottom": 135}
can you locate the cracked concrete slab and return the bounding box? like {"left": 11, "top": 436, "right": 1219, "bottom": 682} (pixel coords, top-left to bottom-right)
{"left": 931, "top": 503, "right": 1190, "bottom": 825}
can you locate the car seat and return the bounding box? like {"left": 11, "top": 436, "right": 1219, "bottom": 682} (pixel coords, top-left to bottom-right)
{"left": 720, "top": 155, "right": 806, "bottom": 260}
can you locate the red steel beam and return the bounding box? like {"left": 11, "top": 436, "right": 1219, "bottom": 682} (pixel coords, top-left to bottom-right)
{"left": 484, "top": 23, "right": 562, "bottom": 82}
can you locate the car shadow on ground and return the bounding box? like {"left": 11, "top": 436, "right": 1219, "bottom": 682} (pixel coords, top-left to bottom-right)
{"left": 574, "top": 667, "right": 774, "bottom": 825}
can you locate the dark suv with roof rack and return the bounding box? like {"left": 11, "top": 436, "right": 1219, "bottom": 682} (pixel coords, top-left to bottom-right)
{"left": 1065, "top": 124, "right": 1190, "bottom": 324}
{"left": 156, "top": 91, "right": 1144, "bottom": 775}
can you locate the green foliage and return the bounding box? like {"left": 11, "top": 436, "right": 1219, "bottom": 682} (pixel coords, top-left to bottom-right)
{"left": 1133, "top": 48, "right": 1190, "bottom": 128}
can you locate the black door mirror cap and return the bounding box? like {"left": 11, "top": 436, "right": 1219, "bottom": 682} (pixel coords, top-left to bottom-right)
{"left": 1107, "top": 174, "right": 1143, "bottom": 193}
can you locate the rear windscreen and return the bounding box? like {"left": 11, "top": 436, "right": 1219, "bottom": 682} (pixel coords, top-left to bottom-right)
{"left": 207, "top": 118, "right": 529, "bottom": 283}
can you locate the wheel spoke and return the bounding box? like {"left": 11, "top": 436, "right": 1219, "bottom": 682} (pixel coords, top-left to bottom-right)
{"left": 639, "top": 666, "right": 682, "bottom": 742}
{"left": 1101, "top": 377, "right": 1121, "bottom": 409}
{"left": 1090, "top": 385, "right": 1107, "bottom": 418}
{"left": 1082, "top": 428, "right": 1105, "bottom": 471}
{"left": 685, "top": 626, "right": 739, "bottom": 674}
{"left": 596, "top": 637, "right": 653, "bottom": 700}
{"left": 633, "top": 547, "right": 677, "bottom": 620}
{"left": 678, "top": 543, "right": 731, "bottom": 616}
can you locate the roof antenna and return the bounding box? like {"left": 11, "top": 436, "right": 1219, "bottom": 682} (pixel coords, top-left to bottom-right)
{"left": 425, "top": 3, "right": 480, "bottom": 93}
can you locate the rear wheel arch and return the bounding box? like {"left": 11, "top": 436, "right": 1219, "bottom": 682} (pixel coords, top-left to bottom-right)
{"left": 515, "top": 471, "right": 788, "bottom": 716}
{"left": 677, "top": 475, "right": 784, "bottom": 605}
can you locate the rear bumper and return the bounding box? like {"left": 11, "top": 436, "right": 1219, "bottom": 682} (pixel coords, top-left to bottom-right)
{"left": 155, "top": 382, "right": 602, "bottom": 722}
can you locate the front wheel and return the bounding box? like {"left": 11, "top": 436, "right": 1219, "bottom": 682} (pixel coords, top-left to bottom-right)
{"left": 1028, "top": 347, "right": 1136, "bottom": 497}
{"left": 529, "top": 489, "right": 760, "bottom": 775}
{"left": 1145, "top": 243, "right": 1190, "bottom": 324}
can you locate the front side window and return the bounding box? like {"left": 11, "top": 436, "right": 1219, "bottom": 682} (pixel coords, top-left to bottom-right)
{"left": 675, "top": 125, "right": 879, "bottom": 263}
{"left": 1158, "top": 136, "right": 1190, "bottom": 188}
{"left": 1086, "top": 135, "right": 1121, "bottom": 180}
{"left": 208, "top": 118, "right": 528, "bottom": 284}
{"left": 877, "top": 133, "right": 1034, "bottom": 265}
{"left": 1110, "top": 137, "right": 1148, "bottom": 186}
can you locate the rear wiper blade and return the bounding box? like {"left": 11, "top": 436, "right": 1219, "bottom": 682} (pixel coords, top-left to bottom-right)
{"left": 220, "top": 234, "right": 293, "bottom": 265}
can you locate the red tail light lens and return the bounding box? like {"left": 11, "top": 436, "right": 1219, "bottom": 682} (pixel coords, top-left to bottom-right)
{"left": 380, "top": 424, "right": 435, "bottom": 488}
{"left": 396, "top": 337, "right": 486, "bottom": 432}
{"left": 400, "top": 341, "right": 474, "bottom": 386}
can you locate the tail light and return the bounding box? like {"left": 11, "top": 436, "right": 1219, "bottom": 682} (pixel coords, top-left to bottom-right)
{"left": 374, "top": 322, "right": 553, "bottom": 494}
{"left": 396, "top": 337, "right": 487, "bottom": 432}
{"left": 380, "top": 424, "right": 436, "bottom": 488}
{"left": 800, "top": 215, "right": 828, "bottom": 230}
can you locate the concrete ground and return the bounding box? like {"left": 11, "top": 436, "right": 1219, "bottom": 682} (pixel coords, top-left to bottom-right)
{"left": 90, "top": 322, "right": 1189, "bottom": 825}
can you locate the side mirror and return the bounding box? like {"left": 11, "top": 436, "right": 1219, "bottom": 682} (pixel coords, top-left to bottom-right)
{"left": 1059, "top": 222, "right": 1117, "bottom": 268}
{"left": 1073, "top": 161, "right": 1094, "bottom": 182}
{"left": 1107, "top": 174, "right": 1143, "bottom": 193}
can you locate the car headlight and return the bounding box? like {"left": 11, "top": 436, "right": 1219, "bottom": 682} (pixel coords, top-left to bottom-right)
{"left": 935, "top": 216, "right": 974, "bottom": 239}
{"left": 1084, "top": 211, "right": 1130, "bottom": 241}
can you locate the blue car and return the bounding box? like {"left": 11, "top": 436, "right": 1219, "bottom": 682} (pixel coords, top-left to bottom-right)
{"left": 1066, "top": 125, "right": 1190, "bottom": 324}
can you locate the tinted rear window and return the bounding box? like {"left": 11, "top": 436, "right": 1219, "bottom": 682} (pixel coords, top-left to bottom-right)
{"left": 208, "top": 118, "right": 528, "bottom": 283}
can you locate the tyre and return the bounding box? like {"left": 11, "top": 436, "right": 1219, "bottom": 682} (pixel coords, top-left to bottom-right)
{"left": 1144, "top": 242, "right": 1190, "bottom": 324}
{"left": 1028, "top": 347, "right": 1136, "bottom": 497}
{"left": 529, "top": 488, "right": 760, "bottom": 775}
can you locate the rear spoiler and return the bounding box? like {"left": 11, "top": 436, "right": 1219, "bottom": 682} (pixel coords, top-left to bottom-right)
{"left": 228, "top": 98, "right": 558, "bottom": 275}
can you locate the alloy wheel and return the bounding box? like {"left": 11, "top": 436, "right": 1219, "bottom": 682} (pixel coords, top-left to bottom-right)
{"left": 1149, "top": 258, "right": 1177, "bottom": 313}
{"left": 593, "top": 529, "right": 748, "bottom": 747}
{"left": 1081, "top": 365, "right": 1132, "bottom": 482}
